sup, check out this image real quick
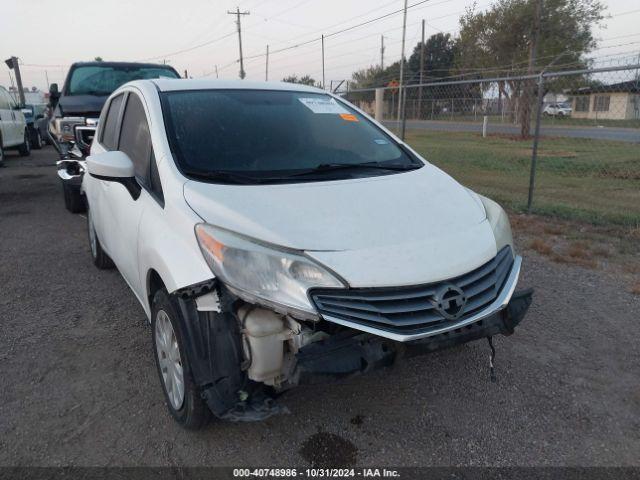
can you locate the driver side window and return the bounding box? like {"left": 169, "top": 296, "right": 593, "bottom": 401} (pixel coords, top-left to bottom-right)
{"left": 118, "top": 93, "right": 164, "bottom": 204}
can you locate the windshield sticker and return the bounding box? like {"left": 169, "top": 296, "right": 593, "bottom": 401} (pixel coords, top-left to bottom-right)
{"left": 339, "top": 113, "right": 359, "bottom": 122}
{"left": 374, "top": 138, "right": 389, "bottom": 145}
{"left": 299, "top": 97, "right": 349, "bottom": 114}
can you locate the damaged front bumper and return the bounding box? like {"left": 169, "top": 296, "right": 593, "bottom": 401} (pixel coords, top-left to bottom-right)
{"left": 295, "top": 288, "right": 533, "bottom": 382}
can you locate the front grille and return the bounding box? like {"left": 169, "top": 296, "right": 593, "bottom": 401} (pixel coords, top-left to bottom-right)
{"left": 310, "top": 246, "right": 514, "bottom": 336}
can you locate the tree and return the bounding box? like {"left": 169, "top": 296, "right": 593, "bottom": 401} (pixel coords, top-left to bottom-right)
{"left": 408, "top": 33, "right": 457, "bottom": 80}
{"left": 94, "top": 56, "right": 103, "bottom": 62}
{"left": 282, "top": 75, "right": 319, "bottom": 87}
{"left": 456, "top": 0, "right": 604, "bottom": 137}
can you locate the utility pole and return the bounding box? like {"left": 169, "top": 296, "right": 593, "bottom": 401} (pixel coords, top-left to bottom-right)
{"left": 520, "top": 0, "right": 543, "bottom": 138}
{"left": 397, "top": 0, "right": 408, "bottom": 140}
{"left": 4, "top": 56, "right": 25, "bottom": 106}
{"left": 380, "top": 35, "right": 385, "bottom": 70}
{"left": 228, "top": 7, "right": 250, "bottom": 79}
{"left": 418, "top": 19, "right": 425, "bottom": 119}
{"left": 215, "top": 65, "right": 219, "bottom": 79}
{"left": 321, "top": 34, "right": 326, "bottom": 89}
{"left": 265, "top": 45, "right": 269, "bottom": 81}
{"left": 45, "top": 70, "right": 50, "bottom": 88}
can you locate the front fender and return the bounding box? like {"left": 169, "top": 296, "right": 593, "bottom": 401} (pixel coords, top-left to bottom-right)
{"left": 138, "top": 202, "right": 213, "bottom": 318}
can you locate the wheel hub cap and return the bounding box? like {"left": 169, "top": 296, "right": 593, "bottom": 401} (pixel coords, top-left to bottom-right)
{"left": 155, "top": 310, "right": 185, "bottom": 410}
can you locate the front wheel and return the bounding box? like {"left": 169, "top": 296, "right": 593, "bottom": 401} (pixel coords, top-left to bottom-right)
{"left": 151, "top": 290, "right": 211, "bottom": 429}
{"left": 18, "top": 130, "right": 31, "bottom": 157}
{"left": 63, "top": 182, "right": 86, "bottom": 213}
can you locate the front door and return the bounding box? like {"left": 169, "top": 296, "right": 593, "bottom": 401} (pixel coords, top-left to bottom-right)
{"left": 101, "top": 91, "right": 156, "bottom": 302}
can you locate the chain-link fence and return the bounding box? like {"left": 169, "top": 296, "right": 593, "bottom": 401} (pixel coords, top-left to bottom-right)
{"left": 344, "top": 63, "right": 640, "bottom": 227}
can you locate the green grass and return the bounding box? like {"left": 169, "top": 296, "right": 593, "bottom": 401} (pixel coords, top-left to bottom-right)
{"left": 403, "top": 130, "right": 640, "bottom": 227}
{"left": 401, "top": 114, "right": 640, "bottom": 129}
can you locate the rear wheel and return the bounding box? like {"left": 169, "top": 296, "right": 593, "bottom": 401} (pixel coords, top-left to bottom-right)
{"left": 31, "top": 129, "right": 43, "bottom": 149}
{"left": 18, "top": 130, "right": 31, "bottom": 157}
{"left": 151, "top": 290, "right": 211, "bottom": 429}
{"left": 87, "top": 205, "right": 114, "bottom": 269}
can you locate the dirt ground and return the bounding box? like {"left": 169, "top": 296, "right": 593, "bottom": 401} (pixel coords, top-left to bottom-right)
{"left": 1, "top": 147, "right": 639, "bottom": 467}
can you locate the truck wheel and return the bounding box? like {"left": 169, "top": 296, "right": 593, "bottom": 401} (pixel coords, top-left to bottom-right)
{"left": 18, "top": 130, "right": 31, "bottom": 157}
{"left": 151, "top": 289, "right": 211, "bottom": 429}
{"left": 31, "top": 129, "right": 43, "bottom": 150}
{"left": 87, "top": 205, "right": 114, "bottom": 269}
{"left": 63, "top": 182, "right": 86, "bottom": 213}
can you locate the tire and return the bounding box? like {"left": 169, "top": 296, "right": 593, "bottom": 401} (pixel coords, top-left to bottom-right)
{"left": 18, "top": 130, "right": 31, "bottom": 157}
{"left": 87, "top": 205, "right": 114, "bottom": 269}
{"left": 31, "top": 129, "right": 43, "bottom": 150}
{"left": 151, "top": 289, "right": 211, "bottom": 429}
{"left": 63, "top": 182, "right": 87, "bottom": 213}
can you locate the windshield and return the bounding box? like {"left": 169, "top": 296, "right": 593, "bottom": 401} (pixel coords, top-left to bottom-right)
{"left": 162, "top": 89, "right": 421, "bottom": 183}
{"left": 67, "top": 65, "right": 179, "bottom": 96}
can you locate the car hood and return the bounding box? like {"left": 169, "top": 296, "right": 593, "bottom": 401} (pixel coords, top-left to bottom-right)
{"left": 57, "top": 94, "right": 107, "bottom": 118}
{"left": 184, "top": 165, "right": 498, "bottom": 287}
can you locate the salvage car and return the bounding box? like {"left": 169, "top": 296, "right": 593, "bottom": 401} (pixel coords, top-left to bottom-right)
{"left": 83, "top": 79, "right": 533, "bottom": 428}
{"left": 49, "top": 61, "right": 180, "bottom": 212}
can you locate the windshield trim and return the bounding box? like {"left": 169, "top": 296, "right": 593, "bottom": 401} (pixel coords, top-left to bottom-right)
{"left": 159, "top": 88, "right": 423, "bottom": 185}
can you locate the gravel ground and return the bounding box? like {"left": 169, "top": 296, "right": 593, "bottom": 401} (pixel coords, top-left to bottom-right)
{"left": 1, "top": 147, "right": 639, "bottom": 467}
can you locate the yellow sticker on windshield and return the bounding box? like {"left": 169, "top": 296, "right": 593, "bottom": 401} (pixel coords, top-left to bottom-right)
{"left": 340, "top": 113, "right": 359, "bottom": 122}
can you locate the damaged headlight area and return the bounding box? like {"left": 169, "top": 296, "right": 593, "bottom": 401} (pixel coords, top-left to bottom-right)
{"left": 195, "top": 224, "right": 345, "bottom": 320}
{"left": 479, "top": 194, "right": 514, "bottom": 253}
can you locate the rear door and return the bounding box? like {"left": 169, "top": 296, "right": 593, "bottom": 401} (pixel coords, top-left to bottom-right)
{"left": 86, "top": 92, "right": 125, "bottom": 256}
{"left": 0, "top": 88, "right": 17, "bottom": 146}
{"left": 5, "top": 91, "right": 24, "bottom": 143}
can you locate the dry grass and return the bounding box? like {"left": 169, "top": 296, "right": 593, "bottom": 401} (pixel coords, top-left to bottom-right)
{"left": 530, "top": 238, "right": 553, "bottom": 255}
{"left": 567, "top": 242, "right": 590, "bottom": 259}
{"left": 543, "top": 224, "right": 566, "bottom": 235}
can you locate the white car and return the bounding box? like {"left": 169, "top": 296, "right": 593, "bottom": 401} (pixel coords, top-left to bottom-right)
{"left": 83, "top": 79, "right": 532, "bottom": 428}
{"left": 0, "top": 86, "right": 31, "bottom": 165}
{"left": 543, "top": 102, "right": 572, "bottom": 117}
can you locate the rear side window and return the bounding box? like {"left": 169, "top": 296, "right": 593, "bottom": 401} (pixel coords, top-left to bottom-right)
{"left": 119, "top": 94, "right": 152, "bottom": 186}
{"left": 100, "top": 94, "right": 124, "bottom": 150}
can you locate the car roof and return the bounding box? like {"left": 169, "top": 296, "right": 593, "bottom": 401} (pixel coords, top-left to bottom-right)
{"left": 149, "top": 78, "right": 326, "bottom": 94}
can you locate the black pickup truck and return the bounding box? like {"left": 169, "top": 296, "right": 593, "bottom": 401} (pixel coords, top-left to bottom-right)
{"left": 49, "top": 61, "right": 180, "bottom": 212}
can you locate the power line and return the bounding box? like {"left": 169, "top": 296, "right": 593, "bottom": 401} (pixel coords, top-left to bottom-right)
{"left": 242, "top": 0, "right": 441, "bottom": 62}
{"left": 138, "top": 31, "right": 236, "bottom": 62}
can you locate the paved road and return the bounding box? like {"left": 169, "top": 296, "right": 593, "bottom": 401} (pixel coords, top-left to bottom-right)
{"left": 384, "top": 119, "right": 640, "bottom": 143}
{"left": 1, "top": 147, "right": 639, "bottom": 467}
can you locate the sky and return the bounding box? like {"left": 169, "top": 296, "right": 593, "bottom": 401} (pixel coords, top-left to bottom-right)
{"left": 1, "top": 0, "right": 639, "bottom": 91}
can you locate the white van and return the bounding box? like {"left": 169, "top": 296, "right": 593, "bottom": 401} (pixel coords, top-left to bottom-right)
{"left": 0, "top": 86, "right": 31, "bottom": 165}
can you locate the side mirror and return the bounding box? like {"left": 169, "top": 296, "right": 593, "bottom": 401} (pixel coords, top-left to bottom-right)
{"left": 87, "top": 151, "right": 141, "bottom": 200}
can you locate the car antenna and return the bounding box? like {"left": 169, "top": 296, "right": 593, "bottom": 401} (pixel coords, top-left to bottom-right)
{"left": 487, "top": 336, "right": 497, "bottom": 383}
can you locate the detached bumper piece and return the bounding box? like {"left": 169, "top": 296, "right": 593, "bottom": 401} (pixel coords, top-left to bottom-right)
{"left": 296, "top": 289, "right": 533, "bottom": 381}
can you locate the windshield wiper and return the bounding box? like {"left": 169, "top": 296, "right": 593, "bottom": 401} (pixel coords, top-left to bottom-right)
{"left": 184, "top": 169, "right": 265, "bottom": 185}
{"left": 290, "top": 161, "right": 421, "bottom": 177}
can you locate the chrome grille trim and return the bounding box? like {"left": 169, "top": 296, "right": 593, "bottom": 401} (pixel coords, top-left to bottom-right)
{"left": 311, "top": 248, "right": 521, "bottom": 342}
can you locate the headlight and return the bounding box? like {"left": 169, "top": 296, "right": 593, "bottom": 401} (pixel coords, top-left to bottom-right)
{"left": 195, "top": 224, "right": 344, "bottom": 318}
{"left": 479, "top": 195, "right": 514, "bottom": 253}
